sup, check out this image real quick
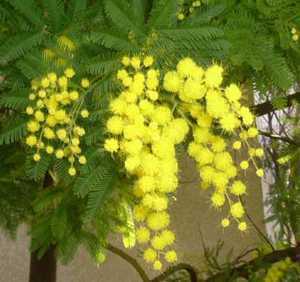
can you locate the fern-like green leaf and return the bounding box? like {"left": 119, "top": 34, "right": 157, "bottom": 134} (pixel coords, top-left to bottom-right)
{"left": 0, "top": 89, "right": 28, "bottom": 110}
{"left": 42, "top": 0, "right": 65, "bottom": 32}
{"left": 26, "top": 154, "right": 52, "bottom": 181}
{"left": 104, "top": 0, "right": 144, "bottom": 36}
{"left": 0, "top": 118, "right": 27, "bottom": 145}
{"left": 88, "top": 30, "right": 138, "bottom": 52}
{"left": 6, "top": 0, "right": 43, "bottom": 26}
{"left": 0, "top": 32, "right": 44, "bottom": 65}
{"left": 148, "top": 0, "right": 177, "bottom": 29}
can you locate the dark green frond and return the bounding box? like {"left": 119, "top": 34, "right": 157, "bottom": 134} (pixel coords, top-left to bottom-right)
{"left": 148, "top": 0, "right": 177, "bottom": 29}
{"left": 0, "top": 32, "right": 44, "bottom": 65}
{"left": 0, "top": 89, "right": 28, "bottom": 110}
{"left": 26, "top": 154, "right": 52, "bottom": 181}
{"left": 5, "top": 0, "right": 43, "bottom": 26}
{"left": 104, "top": 0, "right": 145, "bottom": 36}
{"left": 0, "top": 118, "right": 27, "bottom": 145}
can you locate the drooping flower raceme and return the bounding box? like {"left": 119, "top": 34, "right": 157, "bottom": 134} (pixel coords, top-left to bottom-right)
{"left": 25, "top": 68, "right": 90, "bottom": 176}
{"left": 105, "top": 56, "right": 264, "bottom": 270}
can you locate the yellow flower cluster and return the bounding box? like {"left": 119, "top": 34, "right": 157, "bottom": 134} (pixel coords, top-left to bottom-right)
{"left": 104, "top": 55, "right": 190, "bottom": 270}
{"left": 291, "top": 27, "right": 299, "bottom": 42}
{"left": 25, "top": 68, "right": 90, "bottom": 176}
{"left": 264, "top": 258, "right": 294, "bottom": 282}
{"left": 163, "top": 57, "right": 264, "bottom": 231}
{"left": 177, "top": 0, "right": 201, "bottom": 21}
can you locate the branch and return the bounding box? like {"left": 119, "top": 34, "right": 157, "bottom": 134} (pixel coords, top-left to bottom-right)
{"left": 151, "top": 263, "right": 198, "bottom": 282}
{"left": 205, "top": 246, "right": 300, "bottom": 281}
{"left": 106, "top": 243, "right": 150, "bottom": 282}
{"left": 259, "top": 130, "right": 299, "bottom": 146}
{"left": 251, "top": 92, "right": 300, "bottom": 117}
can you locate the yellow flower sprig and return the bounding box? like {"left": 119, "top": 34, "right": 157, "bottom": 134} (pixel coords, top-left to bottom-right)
{"left": 25, "top": 68, "right": 90, "bottom": 176}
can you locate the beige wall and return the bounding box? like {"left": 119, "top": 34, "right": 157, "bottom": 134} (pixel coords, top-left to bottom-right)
{"left": 0, "top": 155, "right": 265, "bottom": 282}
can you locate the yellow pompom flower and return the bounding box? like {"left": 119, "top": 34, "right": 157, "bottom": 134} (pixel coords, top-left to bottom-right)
{"left": 230, "top": 181, "right": 246, "bottom": 196}
{"left": 55, "top": 149, "right": 64, "bottom": 159}
{"left": 29, "top": 93, "right": 36, "bottom": 100}
{"left": 26, "top": 135, "right": 37, "bottom": 147}
{"left": 41, "top": 78, "right": 50, "bottom": 88}
{"left": 138, "top": 176, "right": 156, "bottom": 193}
{"left": 165, "top": 251, "right": 177, "bottom": 263}
{"left": 54, "top": 109, "right": 66, "bottom": 121}
{"left": 256, "top": 169, "right": 264, "bottom": 178}
{"left": 176, "top": 57, "right": 196, "bottom": 78}
{"left": 205, "top": 65, "right": 223, "bottom": 88}
{"left": 146, "top": 77, "right": 159, "bottom": 90}
{"left": 133, "top": 205, "right": 148, "bottom": 222}
{"left": 58, "top": 76, "right": 68, "bottom": 88}
{"left": 146, "top": 90, "right": 159, "bottom": 101}
{"left": 69, "top": 91, "right": 79, "bottom": 101}
{"left": 206, "top": 92, "right": 229, "bottom": 118}
{"left": 34, "top": 110, "right": 45, "bottom": 122}
{"left": 27, "top": 121, "right": 40, "bottom": 133}
{"left": 33, "top": 153, "right": 41, "bottom": 162}
{"left": 81, "top": 78, "right": 90, "bottom": 88}
{"left": 255, "top": 149, "right": 264, "bottom": 157}
{"left": 106, "top": 116, "right": 124, "bottom": 135}
{"left": 240, "top": 161, "right": 249, "bottom": 170}
{"left": 152, "top": 195, "right": 168, "bottom": 211}
{"left": 210, "top": 137, "right": 226, "bottom": 152}
{"left": 163, "top": 71, "right": 181, "bottom": 93}
{"left": 136, "top": 227, "right": 150, "bottom": 244}
{"left": 48, "top": 72, "right": 57, "bottom": 83}
{"left": 46, "top": 116, "right": 57, "bottom": 127}
{"left": 104, "top": 138, "right": 119, "bottom": 153}
{"left": 68, "top": 167, "right": 76, "bottom": 176}
{"left": 161, "top": 230, "right": 175, "bottom": 245}
{"left": 238, "top": 222, "right": 247, "bottom": 231}
{"left": 220, "top": 113, "right": 240, "bottom": 132}
{"left": 121, "top": 56, "right": 131, "bottom": 66}
{"left": 230, "top": 202, "right": 245, "bottom": 219}
{"left": 78, "top": 155, "right": 87, "bottom": 165}
{"left": 214, "top": 152, "right": 232, "bottom": 171}
{"left": 143, "top": 248, "right": 157, "bottom": 263}
{"left": 152, "top": 106, "right": 172, "bottom": 125}
{"left": 221, "top": 218, "right": 230, "bottom": 228}
{"left": 125, "top": 156, "right": 140, "bottom": 172}
{"left": 131, "top": 56, "right": 141, "bottom": 70}
{"left": 248, "top": 127, "right": 258, "bottom": 138}
{"left": 46, "top": 146, "right": 54, "bottom": 154}
{"left": 123, "top": 139, "right": 143, "bottom": 155}
{"left": 233, "top": 141, "right": 242, "bottom": 150}
{"left": 64, "top": 68, "right": 75, "bottom": 78}
{"left": 56, "top": 129, "right": 67, "bottom": 140}
{"left": 211, "top": 192, "right": 225, "bottom": 208}
{"left": 177, "top": 13, "right": 185, "bottom": 20}
{"left": 200, "top": 166, "right": 215, "bottom": 184}
{"left": 147, "top": 211, "right": 170, "bottom": 231}
{"left": 110, "top": 98, "right": 127, "bottom": 114}
{"left": 153, "top": 260, "right": 162, "bottom": 271}
{"left": 80, "top": 109, "right": 89, "bottom": 118}
{"left": 44, "top": 127, "right": 55, "bottom": 139}
{"left": 151, "top": 235, "right": 166, "bottom": 250}
{"left": 143, "top": 56, "right": 154, "bottom": 67}
{"left": 26, "top": 107, "right": 34, "bottom": 115}
{"left": 225, "top": 84, "right": 241, "bottom": 101}
{"left": 74, "top": 126, "right": 85, "bottom": 136}
{"left": 239, "top": 106, "right": 254, "bottom": 126}
{"left": 38, "top": 90, "right": 46, "bottom": 98}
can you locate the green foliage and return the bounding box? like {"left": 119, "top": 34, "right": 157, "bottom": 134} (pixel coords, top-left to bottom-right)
{"left": 0, "top": 117, "right": 27, "bottom": 145}
{"left": 0, "top": 0, "right": 300, "bottom": 270}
